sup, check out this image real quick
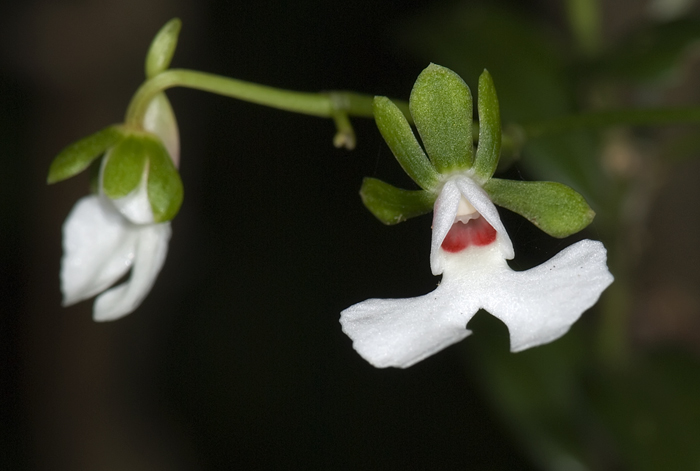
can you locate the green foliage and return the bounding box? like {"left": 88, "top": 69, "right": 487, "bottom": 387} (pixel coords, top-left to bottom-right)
{"left": 47, "top": 126, "right": 124, "bottom": 184}
{"left": 484, "top": 178, "right": 595, "bottom": 238}
{"left": 409, "top": 63, "right": 474, "bottom": 172}
{"left": 594, "top": 19, "right": 700, "bottom": 84}
{"left": 359, "top": 178, "right": 435, "bottom": 225}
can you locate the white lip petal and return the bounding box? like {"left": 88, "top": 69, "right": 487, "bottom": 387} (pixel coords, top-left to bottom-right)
{"left": 93, "top": 222, "right": 171, "bottom": 322}
{"left": 453, "top": 176, "right": 514, "bottom": 259}
{"left": 341, "top": 240, "right": 613, "bottom": 368}
{"left": 430, "top": 179, "right": 461, "bottom": 276}
{"left": 479, "top": 239, "right": 614, "bottom": 352}
{"left": 340, "top": 288, "right": 477, "bottom": 369}
{"left": 61, "top": 196, "right": 139, "bottom": 306}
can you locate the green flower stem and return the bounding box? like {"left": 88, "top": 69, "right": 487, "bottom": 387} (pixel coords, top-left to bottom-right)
{"left": 518, "top": 107, "right": 700, "bottom": 139}
{"left": 125, "top": 68, "right": 409, "bottom": 149}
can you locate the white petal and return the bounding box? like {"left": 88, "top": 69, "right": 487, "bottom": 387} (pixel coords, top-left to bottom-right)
{"left": 430, "top": 179, "right": 461, "bottom": 276}
{"left": 143, "top": 93, "right": 180, "bottom": 167}
{"left": 453, "top": 175, "right": 514, "bottom": 259}
{"left": 476, "top": 239, "right": 614, "bottom": 352}
{"left": 340, "top": 286, "right": 478, "bottom": 368}
{"left": 92, "top": 222, "right": 171, "bottom": 322}
{"left": 110, "top": 166, "right": 155, "bottom": 224}
{"left": 61, "top": 196, "right": 139, "bottom": 306}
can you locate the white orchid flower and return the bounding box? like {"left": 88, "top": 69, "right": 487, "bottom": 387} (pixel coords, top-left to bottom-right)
{"left": 340, "top": 64, "right": 614, "bottom": 368}
{"left": 340, "top": 175, "right": 613, "bottom": 368}
{"left": 59, "top": 94, "right": 180, "bottom": 321}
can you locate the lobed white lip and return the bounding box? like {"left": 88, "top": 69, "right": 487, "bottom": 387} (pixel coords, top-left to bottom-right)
{"left": 340, "top": 238, "right": 614, "bottom": 369}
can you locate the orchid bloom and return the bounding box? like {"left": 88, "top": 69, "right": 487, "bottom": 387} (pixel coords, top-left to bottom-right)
{"left": 47, "top": 19, "right": 185, "bottom": 321}
{"left": 340, "top": 64, "right": 613, "bottom": 368}
{"left": 49, "top": 94, "right": 183, "bottom": 321}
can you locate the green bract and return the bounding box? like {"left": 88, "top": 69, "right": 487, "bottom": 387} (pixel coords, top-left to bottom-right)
{"left": 364, "top": 63, "right": 595, "bottom": 239}
{"left": 145, "top": 18, "right": 182, "bottom": 79}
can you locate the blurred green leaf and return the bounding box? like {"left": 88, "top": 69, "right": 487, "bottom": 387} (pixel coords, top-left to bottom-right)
{"left": 586, "top": 350, "right": 700, "bottom": 470}
{"left": 466, "top": 313, "right": 594, "bottom": 471}
{"left": 592, "top": 19, "right": 700, "bottom": 84}
{"left": 398, "top": 3, "right": 570, "bottom": 121}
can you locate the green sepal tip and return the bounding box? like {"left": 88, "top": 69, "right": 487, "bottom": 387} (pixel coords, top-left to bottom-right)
{"left": 473, "top": 69, "right": 502, "bottom": 183}
{"left": 145, "top": 18, "right": 182, "bottom": 79}
{"left": 146, "top": 136, "right": 183, "bottom": 222}
{"left": 47, "top": 125, "right": 125, "bottom": 184}
{"left": 484, "top": 178, "right": 595, "bottom": 238}
{"left": 360, "top": 177, "right": 436, "bottom": 225}
{"left": 373, "top": 96, "right": 440, "bottom": 191}
{"left": 409, "top": 63, "right": 474, "bottom": 172}
{"left": 101, "top": 134, "right": 150, "bottom": 199}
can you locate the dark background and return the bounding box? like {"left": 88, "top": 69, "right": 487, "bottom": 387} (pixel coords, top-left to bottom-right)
{"left": 0, "top": 0, "right": 546, "bottom": 469}
{"left": 5, "top": 0, "right": 694, "bottom": 469}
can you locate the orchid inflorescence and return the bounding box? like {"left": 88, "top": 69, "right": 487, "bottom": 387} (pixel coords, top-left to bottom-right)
{"left": 47, "top": 19, "right": 612, "bottom": 366}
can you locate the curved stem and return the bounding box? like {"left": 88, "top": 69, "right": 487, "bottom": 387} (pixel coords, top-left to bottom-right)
{"left": 125, "top": 69, "right": 409, "bottom": 149}
{"left": 519, "top": 107, "right": 700, "bottom": 139}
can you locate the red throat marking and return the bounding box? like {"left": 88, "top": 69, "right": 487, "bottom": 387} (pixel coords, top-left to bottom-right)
{"left": 440, "top": 217, "right": 497, "bottom": 253}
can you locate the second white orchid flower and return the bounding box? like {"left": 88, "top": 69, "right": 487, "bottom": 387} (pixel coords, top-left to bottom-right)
{"left": 49, "top": 94, "right": 182, "bottom": 321}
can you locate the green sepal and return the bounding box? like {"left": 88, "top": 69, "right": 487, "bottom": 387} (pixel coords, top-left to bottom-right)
{"left": 484, "top": 178, "right": 595, "bottom": 238}
{"left": 145, "top": 18, "right": 182, "bottom": 79}
{"left": 373, "top": 96, "right": 439, "bottom": 190}
{"left": 473, "top": 70, "right": 501, "bottom": 182}
{"left": 102, "top": 135, "right": 149, "bottom": 199}
{"left": 146, "top": 136, "right": 183, "bottom": 222}
{"left": 409, "top": 63, "right": 474, "bottom": 173}
{"left": 47, "top": 125, "right": 125, "bottom": 184}
{"left": 360, "top": 177, "right": 436, "bottom": 225}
